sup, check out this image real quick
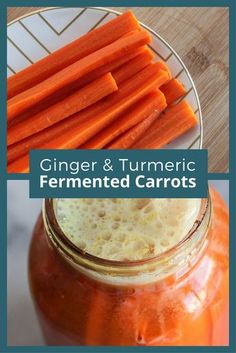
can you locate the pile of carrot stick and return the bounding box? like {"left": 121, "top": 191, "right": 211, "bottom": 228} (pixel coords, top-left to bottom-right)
{"left": 7, "top": 10, "right": 198, "bottom": 173}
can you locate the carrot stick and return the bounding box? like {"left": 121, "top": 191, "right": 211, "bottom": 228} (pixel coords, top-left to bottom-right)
{"left": 8, "top": 46, "right": 149, "bottom": 129}
{"left": 72, "top": 46, "right": 151, "bottom": 89}
{"left": 8, "top": 30, "right": 151, "bottom": 121}
{"left": 112, "top": 49, "right": 154, "bottom": 84}
{"left": 7, "top": 111, "right": 79, "bottom": 165}
{"left": 155, "top": 61, "right": 172, "bottom": 78}
{"left": 131, "top": 100, "right": 198, "bottom": 149}
{"left": 82, "top": 63, "right": 169, "bottom": 120}
{"left": 7, "top": 64, "right": 169, "bottom": 162}
{"left": 8, "top": 142, "right": 23, "bottom": 163}
{"left": 7, "top": 11, "right": 140, "bottom": 99}
{"left": 39, "top": 66, "right": 169, "bottom": 150}
{"left": 107, "top": 111, "right": 160, "bottom": 149}
{"left": 85, "top": 290, "right": 109, "bottom": 345}
{"left": 7, "top": 73, "right": 118, "bottom": 145}
{"left": 8, "top": 154, "right": 29, "bottom": 174}
{"left": 81, "top": 90, "right": 166, "bottom": 149}
{"left": 160, "top": 78, "right": 186, "bottom": 105}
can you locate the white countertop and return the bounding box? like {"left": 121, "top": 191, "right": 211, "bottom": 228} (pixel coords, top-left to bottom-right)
{"left": 7, "top": 180, "right": 229, "bottom": 346}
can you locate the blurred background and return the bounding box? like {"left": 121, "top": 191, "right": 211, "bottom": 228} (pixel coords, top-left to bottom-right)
{"left": 7, "top": 180, "right": 229, "bottom": 345}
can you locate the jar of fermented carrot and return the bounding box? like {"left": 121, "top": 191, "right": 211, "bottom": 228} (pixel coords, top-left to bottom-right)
{"left": 28, "top": 190, "right": 228, "bottom": 346}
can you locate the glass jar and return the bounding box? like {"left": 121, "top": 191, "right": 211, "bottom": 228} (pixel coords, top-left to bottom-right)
{"left": 28, "top": 189, "right": 229, "bottom": 346}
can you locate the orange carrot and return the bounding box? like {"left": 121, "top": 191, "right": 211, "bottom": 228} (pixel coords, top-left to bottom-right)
{"left": 7, "top": 73, "right": 118, "bottom": 145}
{"left": 85, "top": 290, "right": 110, "bottom": 345}
{"left": 87, "top": 63, "right": 168, "bottom": 119}
{"left": 155, "top": 61, "right": 172, "bottom": 78}
{"left": 131, "top": 100, "right": 198, "bottom": 149}
{"left": 42, "top": 70, "right": 168, "bottom": 149}
{"left": 108, "top": 111, "right": 160, "bottom": 149}
{"left": 8, "top": 154, "right": 29, "bottom": 174}
{"left": 160, "top": 78, "right": 186, "bottom": 104}
{"left": 8, "top": 30, "right": 151, "bottom": 121}
{"left": 7, "top": 64, "right": 169, "bottom": 162}
{"left": 81, "top": 90, "right": 166, "bottom": 149}
{"left": 8, "top": 46, "right": 149, "bottom": 129}
{"left": 7, "top": 11, "right": 140, "bottom": 99}
{"left": 8, "top": 142, "right": 22, "bottom": 163}
{"left": 112, "top": 49, "right": 154, "bottom": 84}
{"left": 7, "top": 122, "right": 62, "bottom": 163}
{"left": 69, "top": 46, "right": 151, "bottom": 89}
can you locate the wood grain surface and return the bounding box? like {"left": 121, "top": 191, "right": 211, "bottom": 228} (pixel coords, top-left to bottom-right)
{"left": 7, "top": 7, "right": 229, "bottom": 172}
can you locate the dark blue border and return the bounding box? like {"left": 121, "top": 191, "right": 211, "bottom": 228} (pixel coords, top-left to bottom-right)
{"left": 1, "top": 3, "right": 7, "bottom": 352}
{"left": 2, "top": 1, "right": 236, "bottom": 352}
{"left": 4, "top": 0, "right": 233, "bottom": 6}
{"left": 228, "top": 0, "right": 236, "bottom": 351}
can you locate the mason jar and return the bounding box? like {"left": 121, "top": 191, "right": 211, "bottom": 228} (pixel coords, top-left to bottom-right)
{"left": 28, "top": 189, "right": 228, "bottom": 346}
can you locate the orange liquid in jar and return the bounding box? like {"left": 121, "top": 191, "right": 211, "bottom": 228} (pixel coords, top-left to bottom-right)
{"left": 28, "top": 189, "right": 228, "bottom": 346}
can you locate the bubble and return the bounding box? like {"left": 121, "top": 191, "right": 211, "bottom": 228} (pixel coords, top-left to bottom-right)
{"left": 135, "top": 198, "right": 151, "bottom": 210}
{"left": 160, "top": 239, "right": 169, "bottom": 247}
{"left": 103, "top": 233, "right": 111, "bottom": 240}
{"left": 136, "top": 333, "right": 144, "bottom": 344}
{"left": 55, "top": 198, "right": 201, "bottom": 261}
{"left": 98, "top": 210, "right": 105, "bottom": 218}
{"left": 112, "top": 222, "right": 120, "bottom": 230}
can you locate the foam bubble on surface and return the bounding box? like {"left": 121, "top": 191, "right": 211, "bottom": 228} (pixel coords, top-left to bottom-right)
{"left": 55, "top": 198, "right": 201, "bottom": 261}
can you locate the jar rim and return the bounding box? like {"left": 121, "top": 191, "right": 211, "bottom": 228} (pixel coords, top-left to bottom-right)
{"left": 43, "top": 195, "right": 210, "bottom": 271}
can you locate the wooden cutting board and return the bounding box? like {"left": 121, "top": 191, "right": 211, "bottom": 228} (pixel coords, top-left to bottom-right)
{"left": 7, "top": 7, "right": 229, "bottom": 173}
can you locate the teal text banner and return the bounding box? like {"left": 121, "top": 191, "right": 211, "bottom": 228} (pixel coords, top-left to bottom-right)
{"left": 30, "top": 149, "right": 208, "bottom": 198}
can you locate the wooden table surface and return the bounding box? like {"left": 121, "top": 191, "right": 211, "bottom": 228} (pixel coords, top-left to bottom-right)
{"left": 7, "top": 7, "right": 229, "bottom": 173}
